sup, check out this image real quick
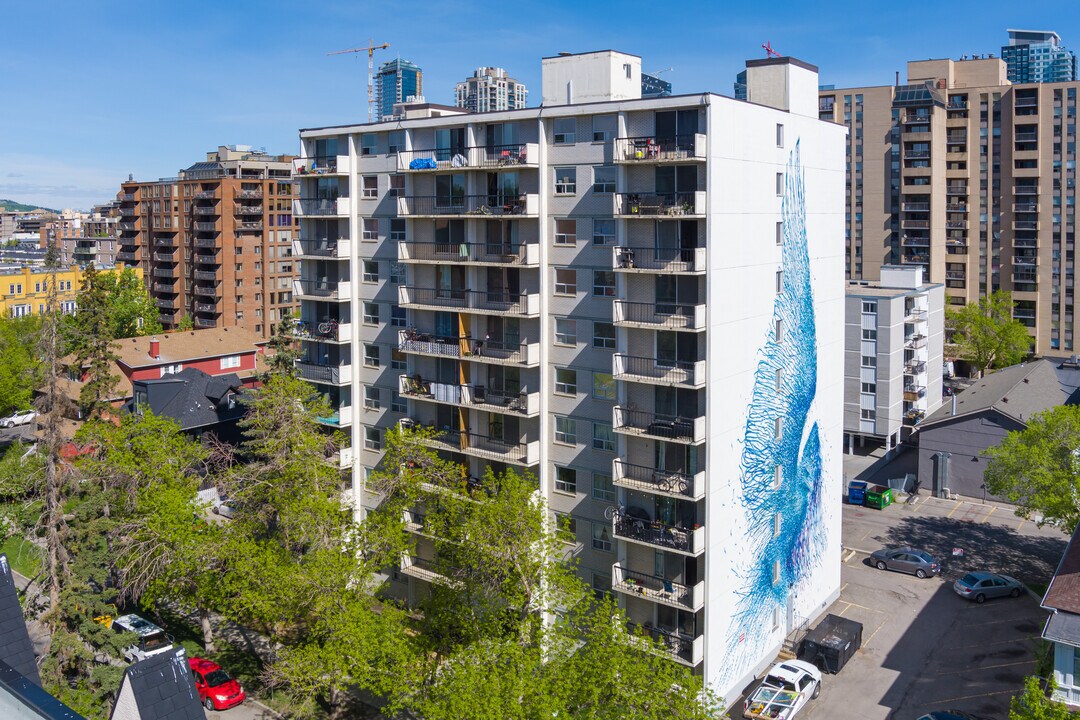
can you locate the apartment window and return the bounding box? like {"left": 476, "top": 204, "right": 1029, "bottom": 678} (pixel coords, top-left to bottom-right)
{"left": 360, "top": 133, "right": 376, "bottom": 156}
{"left": 363, "top": 260, "right": 379, "bottom": 282}
{"left": 554, "top": 318, "right": 577, "bottom": 345}
{"left": 389, "top": 262, "right": 405, "bottom": 284}
{"left": 593, "top": 322, "right": 616, "bottom": 349}
{"left": 860, "top": 408, "right": 876, "bottom": 420}
{"left": 861, "top": 329, "right": 877, "bottom": 341}
{"left": 555, "top": 466, "right": 577, "bottom": 494}
{"left": 776, "top": 221, "right": 783, "bottom": 246}
{"left": 774, "top": 465, "right": 782, "bottom": 489}
{"left": 593, "top": 271, "right": 616, "bottom": 296}
{"left": 554, "top": 416, "right": 577, "bottom": 444}
{"left": 391, "top": 305, "right": 406, "bottom": 327}
{"left": 553, "top": 118, "right": 576, "bottom": 144}
{"left": 592, "top": 472, "right": 615, "bottom": 502}
{"left": 364, "top": 386, "right": 380, "bottom": 410}
{"left": 592, "top": 422, "right": 615, "bottom": 451}
{"left": 774, "top": 512, "right": 782, "bottom": 538}
{"left": 593, "top": 372, "right": 615, "bottom": 400}
{"left": 776, "top": 270, "right": 784, "bottom": 293}
{"left": 555, "top": 512, "right": 577, "bottom": 540}
{"left": 554, "top": 219, "right": 577, "bottom": 245}
{"left": 772, "top": 560, "right": 781, "bottom": 585}
{"left": 861, "top": 355, "right": 876, "bottom": 368}
{"left": 776, "top": 123, "right": 784, "bottom": 147}
{"left": 861, "top": 382, "right": 876, "bottom": 393}
{"left": 775, "top": 369, "right": 783, "bottom": 391}
{"left": 776, "top": 172, "right": 784, "bottom": 196}
{"left": 861, "top": 300, "right": 877, "bottom": 314}
{"left": 592, "top": 114, "right": 617, "bottom": 142}
{"left": 362, "top": 175, "right": 378, "bottom": 198}
{"left": 774, "top": 417, "right": 783, "bottom": 440}
{"left": 554, "top": 268, "right": 577, "bottom": 294}
{"left": 555, "top": 168, "right": 577, "bottom": 195}
{"left": 555, "top": 368, "right": 577, "bottom": 395}
{"left": 220, "top": 355, "right": 241, "bottom": 370}
{"left": 160, "top": 364, "right": 182, "bottom": 377}
{"left": 391, "top": 349, "right": 406, "bottom": 370}
{"left": 593, "top": 219, "right": 615, "bottom": 246}
{"left": 390, "top": 218, "right": 406, "bottom": 241}
{"left": 364, "top": 427, "right": 382, "bottom": 451}
{"left": 388, "top": 131, "right": 404, "bottom": 154}
{"left": 593, "top": 166, "right": 616, "bottom": 194}
{"left": 389, "top": 174, "right": 405, "bottom": 197}
{"left": 363, "top": 218, "right": 379, "bottom": 241}
{"left": 391, "top": 391, "right": 406, "bottom": 413}
{"left": 363, "top": 302, "right": 379, "bottom": 324}
{"left": 775, "top": 319, "right": 784, "bottom": 343}
{"left": 364, "top": 344, "right": 380, "bottom": 367}
{"left": 592, "top": 522, "right": 613, "bottom": 552}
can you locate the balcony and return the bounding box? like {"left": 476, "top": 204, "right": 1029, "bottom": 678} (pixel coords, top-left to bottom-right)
{"left": 293, "top": 197, "right": 350, "bottom": 217}
{"left": 398, "top": 286, "right": 539, "bottom": 317}
{"left": 613, "top": 300, "right": 705, "bottom": 331}
{"left": 153, "top": 252, "right": 176, "bottom": 263}
{"left": 398, "top": 376, "right": 539, "bottom": 416}
{"left": 155, "top": 298, "right": 176, "bottom": 310}
{"left": 293, "top": 155, "right": 351, "bottom": 176}
{"left": 905, "top": 307, "right": 928, "bottom": 322}
{"left": 612, "top": 134, "right": 706, "bottom": 164}
{"left": 612, "top": 510, "right": 704, "bottom": 556}
{"left": 154, "top": 236, "right": 178, "bottom": 247}
{"left": 237, "top": 220, "right": 264, "bottom": 232}
{"left": 946, "top": 185, "right": 968, "bottom": 196}
{"left": 119, "top": 206, "right": 137, "bottom": 217}
{"left": 194, "top": 302, "right": 218, "bottom": 314}
{"left": 900, "top": 218, "right": 929, "bottom": 229}
{"left": 398, "top": 241, "right": 538, "bottom": 266}
{"left": 946, "top": 203, "right": 968, "bottom": 212}
{"left": 399, "top": 556, "right": 458, "bottom": 587}
{"left": 192, "top": 207, "right": 218, "bottom": 216}
{"left": 396, "top": 143, "right": 539, "bottom": 172}
{"left": 194, "top": 317, "right": 217, "bottom": 328}
{"left": 194, "top": 284, "right": 220, "bottom": 298}
{"left": 612, "top": 459, "right": 704, "bottom": 501}
{"left": 195, "top": 253, "right": 220, "bottom": 267}
{"left": 118, "top": 222, "right": 138, "bottom": 231}
{"left": 905, "top": 360, "right": 927, "bottom": 374}
{"left": 904, "top": 385, "right": 926, "bottom": 402}
{"left": 194, "top": 270, "right": 220, "bottom": 282}
{"left": 194, "top": 190, "right": 217, "bottom": 200}
{"left": 116, "top": 251, "right": 139, "bottom": 262}
{"left": 316, "top": 404, "right": 353, "bottom": 428}
{"left": 613, "top": 246, "right": 706, "bottom": 274}
{"left": 152, "top": 267, "right": 177, "bottom": 279}
{"left": 613, "top": 354, "right": 705, "bottom": 388}
{"left": 194, "top": 237, "right": 219, "bottom": 248}
{"left": 611, "top": 563, "right": 704, "bottom": 612}
{"left": 1013, "top": 185, "right": 1039, "bottom": 195}
{"left": 904, "top": 150, "right": 930, "bottom": 159}
{"left": 1013, "top": 202, "right": 1039, "bottom": 212}
{"left": 235, "top": 189, "right": 263, "bottom": 200}
{"left": 613, "top": 407, "right": 705, "bottom": 445}
{"left": 945, "top": 220, "right": 968, "bottom": 230}
{"left": 902, "top": 202, "right": 930, "bottom": 212}
{"left": 901, "top": 235, "right": 930, "bottom": 247}
{"left": 397, "top": 194, "right": 539, "bottom": 218}
{"left": 397, "top": 330, "right": 539, "bottom": 367}
{"left": 295, "top": 361, "right": 351, "bottom": 385}
{"left": 194, "top": 222, "right": 218, "bottom": 232}
{"left": 1015, "top": 131, "right": 1039, "bottom": 143}
{"left": 293, "top": 319, "right": 352, "bottom": 344}
{"left": 905, "top": 334, "right": 927, "bottom": 349}
{"left": 902, "top": 112, "right": 932, "bottom": 125}
{"left": 119, "top": 193, "right": 136, "bottom": 201}
{"left": 292, "top": 238, "right": 350, "bottom": 260}
{"left": 1013, "top": 220, "right": 1040, "bottom": 231}
{"left": 153, "top": 283, "right": 176, "bottom": 294}
{"left": 613, "top": 192, "right": 706, "bottom": 218}
{"left": 627, "top": 623, "right": 704, "bottom": 667}
{"left": 294, "top": 279, "right": 350, "bottom": 301}
{"left": 902, "top": 254, "right": 930, "bottom": 265}
{"left": 417, "top": 424, "right": 540, "bottom": 467}
{"left": 234, "top": 205, "right": 263, "bottom": 216}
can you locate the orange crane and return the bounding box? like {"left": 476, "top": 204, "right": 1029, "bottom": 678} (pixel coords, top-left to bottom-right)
{"left": 328, "top": 38, "right": 390, "bottom": 122}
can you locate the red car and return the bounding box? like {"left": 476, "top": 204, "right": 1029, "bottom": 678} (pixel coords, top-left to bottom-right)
{"left": 188, "top": 656, "right": 245, "bottom": 711}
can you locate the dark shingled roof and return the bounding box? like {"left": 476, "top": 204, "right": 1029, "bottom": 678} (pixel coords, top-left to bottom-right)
{"left": 922, "top": 360, "right": 1066, "bottom": 428}
{"left": 0, "top": 554, "right": 41, "bottom": 685}
{"left": 126, "top": 368, "right": 245, "bottom": 431}
{"left": 113, "top": 648, "right": 203, "bottom": 720}
{"left": 1044, "top": 525, "right": 1080, "bottom": 614}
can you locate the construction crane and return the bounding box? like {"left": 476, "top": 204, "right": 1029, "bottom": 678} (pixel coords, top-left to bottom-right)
{"left": 328, "top": 38, "right": 390, "bottom": 123}
{"left": 761, "top": 40, "right": 781, "bottom": 58}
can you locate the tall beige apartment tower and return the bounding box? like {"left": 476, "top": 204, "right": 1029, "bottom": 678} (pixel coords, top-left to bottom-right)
{"left": 116, "top": 146, "right": 298, "bottom": 338}
{"left": 822, "top": 57, "right": 1080, "bottom": 354}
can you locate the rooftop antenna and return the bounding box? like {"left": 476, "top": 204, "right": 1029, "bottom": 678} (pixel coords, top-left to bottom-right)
{"left": 328, "top": 38, "right": 391, "bottom": 123}
{"left": 762, "top": 40, "right": 782, "bottom": 58}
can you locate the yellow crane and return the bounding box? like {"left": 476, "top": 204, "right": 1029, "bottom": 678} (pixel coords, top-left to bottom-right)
{"left": 328, "top": 38, "right": 390, "bottom": 123}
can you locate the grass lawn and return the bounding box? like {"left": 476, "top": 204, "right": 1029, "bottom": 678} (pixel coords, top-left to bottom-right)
{"left": 0, "top": 536, "right": 42, "bottom": 578}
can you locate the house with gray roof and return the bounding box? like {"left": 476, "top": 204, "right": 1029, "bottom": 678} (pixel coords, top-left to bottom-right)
{"left": 109, "top": 648, "right": 202, "bottom": 720}
{"left": 125, "top": 368, "right": 247, "bottom": 442}
{"left": 916, "top": 359, "right": 1079, "bottom": 500}
{"left": 1042, "top": 524, "right": 1080, "bottom": 706}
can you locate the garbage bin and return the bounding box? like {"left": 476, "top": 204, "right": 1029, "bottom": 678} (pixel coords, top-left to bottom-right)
{"left": 847, "top": 481, "right": 867, "bottom": 505}
{"left": 865, "top": 484, "right": 893, "bottom": 509}
{"left": 799, "top": 614, "right": 863, "bottom": 674}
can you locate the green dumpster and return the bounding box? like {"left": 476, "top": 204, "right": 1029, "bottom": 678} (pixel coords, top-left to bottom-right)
{"left": 865, "top": 484, "right": 893, "bottom": 509}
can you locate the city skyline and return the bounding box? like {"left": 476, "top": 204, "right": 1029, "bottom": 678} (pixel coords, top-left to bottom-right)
{"left": 1, "top": 0, "right": 1075, "bottom": 210}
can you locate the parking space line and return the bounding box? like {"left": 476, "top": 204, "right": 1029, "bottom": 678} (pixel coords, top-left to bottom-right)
{"left": 1017, "top": 518, "right": 1026, "bottom": 532}
{"left": 839, "top": 582, "right": 848, "bottom": 594}
{"left": 936, "top": 659, "right": 1033, "bottom": 675}
{"left": 928, "top": 684, "right": 1032, "bottom": 705}
{"left": 861, "top": 619, "right": 888, "bottom": 650}
{"left": 946, "top": 501, "right": 963, "bottom": 518}
{"left": 842, "top": 600, "right": 887, "bottom": 614}
{"left": 981, "top": 506, "right": 997, "bottom": 523}
{"left": 836, "top": 602, "right": 851, "bottom": 617}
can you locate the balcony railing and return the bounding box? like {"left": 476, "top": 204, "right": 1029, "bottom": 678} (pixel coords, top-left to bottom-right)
{"left": 293, "top": 238, "right": 349, "bottom": 259}
{"left": 613, "top": 354, "right": 705, "bottom": 388}
{"left": 1014, "top": 271, "right": 1039, "bottom": 284}
{"left": 397, "top": 329, "right": 539, "bottom": 366}
{"left": 194, "top": 222, "right": 218, "bottom": 232}
{"left": 152, "top": 283, "right": 174, "bottom": 294}
{"left": 612, "top": 134, "right": 706, "bottom": 163}
{"left": 902, "top": 202, "right": 930, "bottom": 211}
{"left": 946, "top": 185, "right": 968, "bottom": 195}
{"left": 194, "top": 254, "right": 220, "bottom": 266}
{"left": 1013, "top": 203, "right": 1039, "bottom": 212}
{"left": 235, "top": 205, "right": 263, "bottom": 215}
{"left": 611, "top": 563, "right": 704, "bottom": 612}
{"left": 118, "top": 222, "right": 138, "bottom": 231}
{"left": 194, "top": 284, "right": 220, "bottom": 298}
{"left": 905, "top": 334, "right": 928, "bottom": 349}
{"left": 613, "top": 191, "right": 705, "bottom": 218}
{"left": 194, "top": 237, "right": 218, "bottom": 248}
{"left": 294, "top": 279, "right": 349, "bottom": 300}
{"left": 293, "top": 319, "right": 352, "bottom": 343}
{"left": 295, "top": 361, "right": 349, "bottom": 385}
{"left": 613, "top": 300, "right": 705, "bottom": 330}
{"left": 237, "top": 221, "right": 264, "bottom": 231}
{"left": 396, "top": 143, "right": 539, "bottom": 171}
{"left": 293, "top": 155, "right": 350, "bottom": 175}
{"left": 627, "top": 623, "right": 703, "bottom": 666}
{"left": 398, "top": 375, "right": 538, "bottom": 415}
{"left": 119, "top": 207, "right": 137, "bottom": 217}
{"left": 613, "top": 407, "right": 705, "bottom": 444}
{"left": 194, "top": 190, "right": 217, "bottom": 199}
{"left": 396, "top": 194, "right": 538, "bottom": 217}
{"left": 119, "top": 193, "right": 136, "bottom": 201}
{"left": 613, "top": 246, "right": 705, "bottom": 273}
{"left": 194, "top": 317, "right": 216, "bottom": 328}
{"left": 901, "top": 219, "right": 929, "bottom": 229}
{"left": 194, "top": 302, "right": 218, "bottom": 314}
{"left": 1013, "top": 185, "right": 1039, "bottom": 195}
{"left": 116, "top": 251, "right": 139, "bottom": 262}
{"left": 153, "top": 252, "right": 175, "bottom": 263}
{"left": 905, "top": 360, "right": 927, "bottom": 374}
{"left": 901, "top": 235, "right": 929, "bottom": 247}
{"left": 612, "top": 459, "right": 704, "bottom": 500}
{"left": 194, "top": 270, "right": 220, "bottom": 281}
{"left": 152, "top": 267, "right": 177, "bottom": 278}
{"left": 612, "top": 511, "right": 704, "bottom": 556}
{"left": 192, "top": 206, "right": 218, "bottom": 216}
{"left": 418, "top": 425, "right": 539, "bottom": 466}
{"left": 398, "top": 286, "right": 538, "bottom": 316}
{"left": 904, "top": 150, "right": 930, "bottom": 159}
{"left": 236, "top": 189, "right": 263, "bottom": 199}
{"left": 398, "top": 241, "right": 538, "bottom": 266}
{"left": 293, "top": 197, "right": 349, "bottom": 216}
{"left": 1013, "top": 220, "right": 1039, "bottom": 230}
{"left": 1015, "top": 132, "right": 1039, "bottom": 143}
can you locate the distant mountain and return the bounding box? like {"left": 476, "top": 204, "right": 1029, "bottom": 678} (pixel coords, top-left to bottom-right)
{"left": 0, "top": 199, "right": 59, "bottom": 213}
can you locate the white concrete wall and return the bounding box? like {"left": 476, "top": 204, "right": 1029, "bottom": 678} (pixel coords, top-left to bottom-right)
{"left": 541, "top": 51, "right": 641, "bottom": 106}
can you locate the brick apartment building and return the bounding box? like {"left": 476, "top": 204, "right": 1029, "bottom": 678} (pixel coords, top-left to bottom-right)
{"left": 116, "top": 145, "right": 298, "bottom": 339}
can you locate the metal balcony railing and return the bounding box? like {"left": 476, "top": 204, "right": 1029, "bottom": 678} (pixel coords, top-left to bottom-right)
{"left": 295, "top": 361, "right": 345, "bottom": 384}
{"left": 235, "top": 189, "right": 263, "bottom": 199}
{"left": 612, "top": 134, "right": 705, "bottom": 163}
{"left": 905, "top": 360, "right": 927, "bottom": 374}
{"left": 293, "top": 239, "right": 342, "bottom": 258}
{"left": 424, "top": 427, "right": 538, "bottom": 466}
{"left": 234, "top": 205, "right": 263, "bottom": 215}
{"left": 153, "top": 252, "right": 175, "bottom": 263}
{"left": 119, "top": 193, "right": 136, "bottom": 201}
{"left": 194, "top": 284, "right": 220, "bottom": 298}
{"left": 294, "top": 280, "right": 344, "bottom": 299}
{"left": 613, "top": 511, "right": 703, "bottom": 555}
{"left": 399, "top": 286, "right": 536, "bottom": 315}
{"left": 613, "top": 192, "right": 702, "bottom": 217}
{"left": 613, "top": 354, "right": 704, "bottom": 387}
{"left": 116, "top": 251, "right": 139, "bottom": 262}
{"left": 194, "top": 270, "right": 220, "bottom": 282}
{"left": 398, "top": 241, "right": 536, "bottom": 265}
{"left": 904, "top": 150, "right": 930, "bottom": 159}
{"left": 397, "top": 194, "right": 533, "bottom": 217}
{"left": 194, "top": 222, "right": 218, "bottom": 231}
{"left": 194, "top": 302, "right": 218, "bottom": 314}
{"left": 946, "top": 185, "right": 968, "bottom": 195}
{"left": 611, "top": 563, "right": 703, "bottom": 611}
{"left": 152, "top": 268, "right": 176, "bottom": 278}
{"left": 293, "top": 319, "right": 349, "bottom": 343}
{"left": 397, "top": 329, "right": 537, "bottom": 365}
{"left": 613, "top": 407, "right": 704, "bottom": 443}
{"left": 613, "top": 246, "right": 705, "bottom": 272}
{"left": 194, "top": 190, "right": 217, "bottom": 199}
{"left": 902, "top": 202, "right": 930, "bottom": 211}
{"left": 399, "top": 375, "right": 535, "bottom": 415}
{"left": 1013, "top": 203, "right": 1039, "bottom": 212}
{"left": 397, "top": 143, "right": 538, "bottom": 171}
{"left": 627, "top": 623, "right": 702, "bottom": 666}
{"left": 612, "top": 459, "right": 702, "bottom": 500}
{"left": 192, "top": 207, "right": 218, "bottom": 216}
{"left": 295, "top": 197, "right": 343, "bottom": 215}
{"left": 152, "top": 284, "right": 176, "bottom": 295}
{"left": 195, "top": 317, "right": 216, "bottom": 328}
{"left": 1013, "top": 186, "right": 1039, "bottom": 195}
{"left": 194, "top": 254, "right": 219, "bottom": 266}
{"left": 613, "top": 300, "right": 704, "bottom": 330}
{"left": 194, "top": 237, "right": 218, "bottom": 248}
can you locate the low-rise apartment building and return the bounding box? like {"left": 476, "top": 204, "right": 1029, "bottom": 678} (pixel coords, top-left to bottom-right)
{"left": 0, "top": 265, "right": 140, "bottom": 318}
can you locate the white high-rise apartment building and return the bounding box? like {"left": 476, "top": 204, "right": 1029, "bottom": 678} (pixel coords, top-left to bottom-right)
{"left": 295, "top": 50, "right": 845, "bottom": 702}
{"left": 454, "top": 66, "right": 528, "bottom": 112}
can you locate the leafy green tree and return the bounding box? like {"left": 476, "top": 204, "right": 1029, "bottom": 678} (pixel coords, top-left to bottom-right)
{"left": 264, "top": 312, "right": 299, "bottom": 377}
{"left": 985, "top": 405, "right": 1080, "bottom": 533}
{"left": 1011, "top": 676, "right": 1072, "bottom": 720}
{"left": 176, "top": 314, "right": 195, "bottom": 331}
{"left": 0, "top": 314, "right": 41, "bottom": 416}
{"left": 64, "top": 265, "right": 120, "bottom": 416}
{"left": 947, "top": 290, "right": 1033, "bottom": 375}
{"left": 97, "top": 266, "right": 162, "bottom": 338}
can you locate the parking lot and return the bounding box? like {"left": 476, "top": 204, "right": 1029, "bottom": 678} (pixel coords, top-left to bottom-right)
{"left": 800, "top": 493, "right": 1067, "bottom": 720}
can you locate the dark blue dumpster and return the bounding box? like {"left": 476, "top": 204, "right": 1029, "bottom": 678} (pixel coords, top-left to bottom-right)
{"left": 848, "top": 480, "right": 867, "bottom": 505}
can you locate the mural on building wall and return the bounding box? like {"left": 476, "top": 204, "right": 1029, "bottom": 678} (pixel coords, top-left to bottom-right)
{"left": 722, "top": 141, "right": 828, "bottom": 683}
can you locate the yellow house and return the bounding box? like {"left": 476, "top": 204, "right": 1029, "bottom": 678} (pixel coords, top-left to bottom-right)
{"left": 0, "top": 266, "right": 143, "bottom": 318}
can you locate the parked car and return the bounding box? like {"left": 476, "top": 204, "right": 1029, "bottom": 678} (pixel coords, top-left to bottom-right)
{"left": 952, "top": 571, "right": 1026, "bottom": 603}
{"left": 212, "top": 497, "right": 236, "bottom": 519}
{"left": 916, "top": 711, "right": 991, "bottom": 720}
{"left": 112, "top": 614, "right": 174, "bottom": 663}
{"left": 188, "top": 656, "right": 245, "bottom": 711}
{"left": 870, "top": 547, "right": 941, "bottom": 578}
{"left": 743, "top": 660, "right": 821, "bottom": 719}
{"left": 0, "top": 409, "right": 37, "bottom": 428}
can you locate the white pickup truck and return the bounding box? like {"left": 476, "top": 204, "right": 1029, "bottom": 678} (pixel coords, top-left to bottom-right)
{"left": 743, "top": 660, "right": 822, "bottom": 720}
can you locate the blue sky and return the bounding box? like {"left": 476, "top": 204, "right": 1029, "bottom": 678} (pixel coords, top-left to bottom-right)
{"left": 2, "top": 0, "right": 1076, "bottom": 210}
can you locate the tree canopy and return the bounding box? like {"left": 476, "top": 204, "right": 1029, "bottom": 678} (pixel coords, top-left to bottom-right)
{"left": 947, "top": 290, "right": 1032, "bottom": 374}
{"left": 1010, "top": 676, "right": 1072, "bottom": 720}
{"left": 0, "top": 314, "right": 41, "bottom": 415}
{"left": 985, "top": 404, "right": 1080, "bottom": 533}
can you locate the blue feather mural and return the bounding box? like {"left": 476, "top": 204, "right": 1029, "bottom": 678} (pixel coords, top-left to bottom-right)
{"left": 722, "top": 140, "right": 826, "bottom": 681}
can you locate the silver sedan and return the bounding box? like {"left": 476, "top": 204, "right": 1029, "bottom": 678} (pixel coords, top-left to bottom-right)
{"left": 952, "top": 571, "right": 1026, "bottom": 603}
{"left": 869, "top": 547, "right": 941, "bottom": 578}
